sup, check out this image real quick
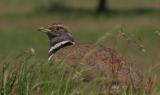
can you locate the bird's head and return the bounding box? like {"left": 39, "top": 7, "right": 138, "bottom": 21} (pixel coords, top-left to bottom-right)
{"left": 38, "top": 23, "right": 74, "bottom": 41}
{"left": 38, "top": 23, "right": 75, "bottom": 60}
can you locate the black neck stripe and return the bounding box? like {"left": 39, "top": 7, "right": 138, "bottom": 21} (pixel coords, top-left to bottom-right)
{"left": 48, "top": 42, "right": 73, "bottom": 58}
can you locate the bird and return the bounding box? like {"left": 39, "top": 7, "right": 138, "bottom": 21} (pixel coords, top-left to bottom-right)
{"left": 38, "top": 23, "right": 143, "bottom": 91}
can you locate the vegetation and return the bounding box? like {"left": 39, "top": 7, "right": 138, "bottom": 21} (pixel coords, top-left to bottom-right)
{"left": 0, "top": 50, "right": 158, "bottom": 95}
{"left": 0, "top": 0, "right": 160, "bottom": 94}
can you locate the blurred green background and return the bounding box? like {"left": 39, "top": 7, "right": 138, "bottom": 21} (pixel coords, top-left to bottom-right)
{"left": 0, "top": 0, "right": 160, "bottom": 76}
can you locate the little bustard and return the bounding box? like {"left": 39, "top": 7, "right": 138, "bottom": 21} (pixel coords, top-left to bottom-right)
{"left": 38, "top": 23, "right": 143, "bottom": 90}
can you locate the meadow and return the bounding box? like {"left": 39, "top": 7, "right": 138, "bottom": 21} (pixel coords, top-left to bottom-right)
{"left": 0, "top": 0, "right": 160, "bottom": 94}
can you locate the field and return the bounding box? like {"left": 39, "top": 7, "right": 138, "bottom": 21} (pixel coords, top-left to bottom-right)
{"left": 0, "top": 0, "right": 160, "bottom": 94}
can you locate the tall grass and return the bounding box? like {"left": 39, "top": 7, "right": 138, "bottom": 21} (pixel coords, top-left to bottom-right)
{"left": 0, "top": 30, "right": 159, "bottom": 95}
{"left": 0, "top": 51, "right": 102, "bottom": 95}
{"left": 0, "top": 50, "right": 159, "bottom": 95}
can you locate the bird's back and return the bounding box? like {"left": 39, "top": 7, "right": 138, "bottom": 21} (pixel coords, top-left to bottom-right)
{"left": 51, "top": 43, "right": 143, "bottom": 88}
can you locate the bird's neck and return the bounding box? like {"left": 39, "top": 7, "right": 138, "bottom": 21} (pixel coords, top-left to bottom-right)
{"left": 48, "top": 40, "right": 75, "bottom": 61}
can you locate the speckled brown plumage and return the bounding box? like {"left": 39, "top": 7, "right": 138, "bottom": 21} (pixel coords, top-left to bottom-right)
{"left": 52, "top": 44, "right": 142, "bottom": 87}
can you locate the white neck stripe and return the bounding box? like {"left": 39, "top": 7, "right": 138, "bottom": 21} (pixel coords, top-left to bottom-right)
{"left": 49, "top": 40, "right": 72, "bottom": 53}
{"left": 48, "top": 54, "right": 54, "bottom": 61}
{"left": 48, "top": 40, "right": 75, "bottom": 61}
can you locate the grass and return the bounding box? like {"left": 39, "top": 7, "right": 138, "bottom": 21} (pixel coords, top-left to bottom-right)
{"left": 0, "top": 52, "right": 104, "bottom": 95}
{"left": 0, "top": 0, "right": 160, "bottom": 94}
{"left": 0, "top": 51, "right": 159, "bottom": 95}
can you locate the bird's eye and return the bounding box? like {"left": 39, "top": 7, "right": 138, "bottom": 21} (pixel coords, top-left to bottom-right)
{"left": 56, "top": 27, "right": 60, "bottom": 30}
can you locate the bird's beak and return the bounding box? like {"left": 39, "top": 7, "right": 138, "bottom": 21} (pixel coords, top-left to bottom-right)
{"left": 38, "top": 27, "right": 51, "bottom": 33}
